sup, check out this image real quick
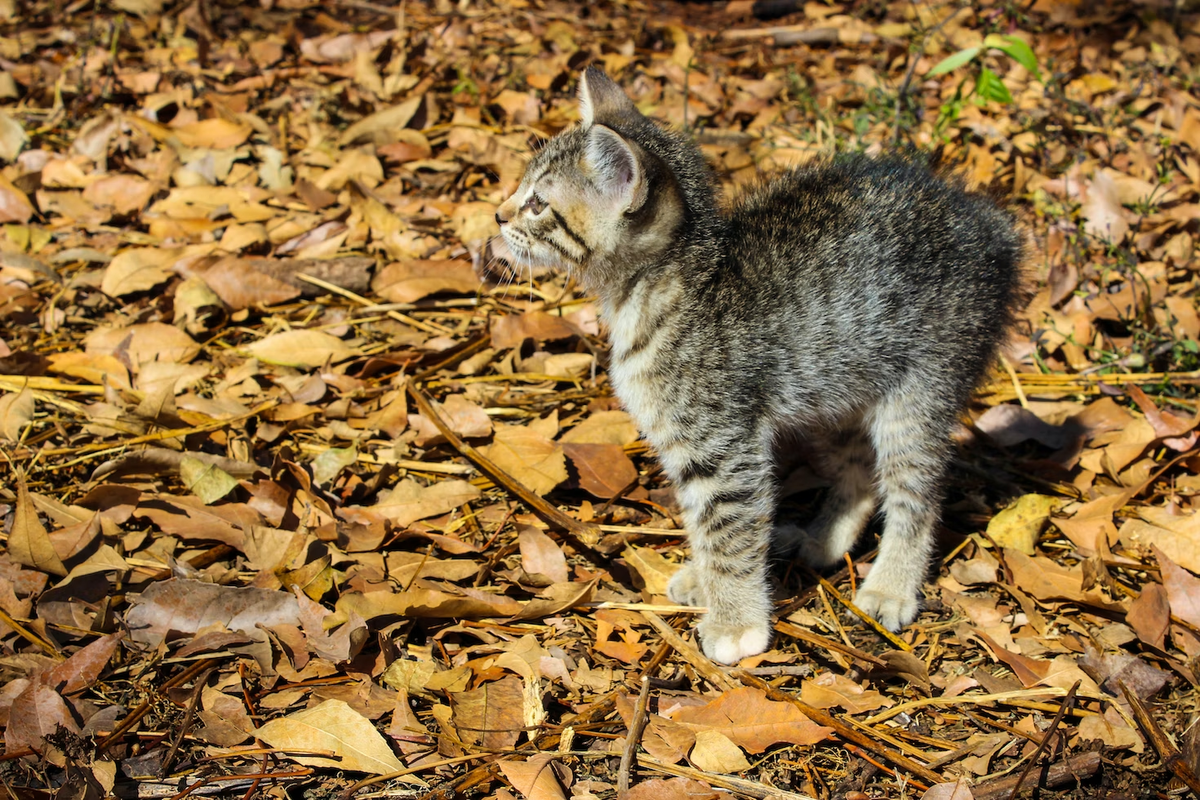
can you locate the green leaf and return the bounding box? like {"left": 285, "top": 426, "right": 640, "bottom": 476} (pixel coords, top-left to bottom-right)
{"left": 984, "top": 33, "right": 1041, "bottom": 79}
{"left": 927, "top": 46, "right": 982, "bottom": 77}
{"left": 975, "top": 67, "right": 1013, "bottom": 104}
{"left": 180, "top": 457, "right": 240, "bottom": 504}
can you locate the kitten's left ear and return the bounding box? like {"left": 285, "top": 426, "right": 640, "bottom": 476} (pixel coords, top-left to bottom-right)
{"left": 584, "top": 124, "right": 647, "bottom": 213}
{"left": 578, "top": 66, "right": 637, "bottom": 128}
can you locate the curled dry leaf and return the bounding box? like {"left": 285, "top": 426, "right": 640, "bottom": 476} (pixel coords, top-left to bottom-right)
{"left": 986, "top": 494, "right": 1058, "bottom": 555}
{"left": 498, "top": 753, "right": 567, "bottom": 800}
{"left": 10, "top": 471, "right": 68, "bottom": 577}
{"left": 0, "top": 385, "right": 33, "bottom": 441}
{"left": 623, "top": 545, "right": 678, "bottom": 596}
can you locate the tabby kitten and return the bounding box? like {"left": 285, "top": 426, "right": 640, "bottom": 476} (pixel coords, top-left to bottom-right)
{"left": 496, "top": 67, "right": 1021, "bottom": 664}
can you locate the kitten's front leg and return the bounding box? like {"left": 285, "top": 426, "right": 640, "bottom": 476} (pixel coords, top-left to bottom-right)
{"left": 665, "top": 448, "right": 775, "bottom": 665}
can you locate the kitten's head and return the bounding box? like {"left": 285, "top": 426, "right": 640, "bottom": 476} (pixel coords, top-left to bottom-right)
{"left": 496, "top": 68, "right": 713, "bottom": 290}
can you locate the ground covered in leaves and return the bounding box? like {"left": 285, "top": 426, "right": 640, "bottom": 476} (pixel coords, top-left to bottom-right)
{"left": 2, "top": 0, "right": 1200, "bottom": 797}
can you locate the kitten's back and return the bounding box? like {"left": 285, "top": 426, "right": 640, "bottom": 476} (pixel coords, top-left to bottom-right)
{"left": 724, "top": 155, "right": 1021, "bottom": 399}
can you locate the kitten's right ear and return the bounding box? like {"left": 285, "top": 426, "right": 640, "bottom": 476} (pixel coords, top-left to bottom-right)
{"left": 584, "top": 124, "right": 647, "bottom": 213}
{"left": 578, "top": 66, "right": 636, "bottom": 128}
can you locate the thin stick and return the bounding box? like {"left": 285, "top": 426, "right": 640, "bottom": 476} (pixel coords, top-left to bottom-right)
{"left": 618, "top": 675, "right": 652, "bottom": 795}
{"left": 813, "top": 573, "right": 912, "bottom": 651}
{"left": 338, "top": 753, "right": 487, "bottom": 799}
{"left": 159, "top": 666, "right": 216, "bottom": 777}
{"left": 296, "top": 273, "right": 453, "bottom": 335}
{"left": 863, "top": 687, "right": 1068, "bottom": 725}
{"left": 999, "top": 354, "right": 1030, "bottom": 409}
{"left": 737, "top": 671, "right": 944, "bottom": 787}
{"left": 641, "top": 611, "right": 738, "bottom": 692}
{"left": 1121, "top": 680, "right": 1200, "bottom": 795}
{"left": 637, "top": 754, "right": 818, "bottom": 800}
{"left": 1005, "top": 680, "right": 1078, "bottom": 800}
{"left": 407, "top": 379, "right": 603, "bottom": 550}
{"left": 98, "top": 659, "right": 218, "bottom": 753}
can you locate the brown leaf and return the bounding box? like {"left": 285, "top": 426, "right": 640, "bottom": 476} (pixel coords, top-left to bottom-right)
{"left": 449, "top": 675, "right": 525, "bottom": 750}
{"left": 479, "top": 423, "right": 567, "bottom": 496}
{"left": 366, "top": 478, "right": 482, "bottom": 527}
{"left": 623, "top": 545, "right": 678, "bottom": 596}
{"left": 4, "top": 684, "right": 79, "bottom": 756}
{"left": 372, "top": 259, "right": 478, "bottom": 303}
{"left": 518, "top": 525, "right": 569, "bottom": 584}
{"left": 1078, "top": 642, "right": 1169, "bottom": 700}
{"left": 1154, "top": 545, "right": 1200, "bottom": 630}
{"left": 39, "top": 632, "right": 124, "bottom": 694}
{"left": 974, "top": 404, "right": 1074, "bottom": 448}
{"left": 1127, "top": 581, "right": 1169, "bottom": 650}
{"left": 173, "top": 118, "right": 253, "bottom": 149}
{"left": 441, "top": 393, "right": 492, "bottom": 438}
{"left": 333, "top": 586, "right": 522, "bottom": 623}
{"left": 623, "top": 779, "right": 718, "bottom": 800}
{"left": 1004, "top": 549, "right": 1127, "bottom": 612}
{"left": 498, "top": 754, "right": 567, "bottom": 800}
{"left": 559, "top": 410, "right": 640, "bottom": 445}
{"left": 83, "top": 322, "right": 200, "bottom": 371}
{"left": 125, "top": 578, "right": 301, "bottom": 647}
{"left": 0, "top": 174, "right": 34, "bottom": 222}
{"left": 490, "top": 310, "right": 577, "bottom": 349}
{"left": 670, "top": 687, "right": 832, "bottom": 752}
{"left": 1127, "top": 384, "right": 1197, "bottom": 439}
{"left": 254, "top": 699, "right": 415, "bottom": 778}
{"left": 562, "top": 442, "right": 638, "bottom": 498}
{"left": 0, "top": 385, "right": 33, "bottom": 441}
{"left": 9, "top": 471, "right": 68, "bottom": 577}
{"left": 800, "top": 671, "right": 892, "bottom": 713}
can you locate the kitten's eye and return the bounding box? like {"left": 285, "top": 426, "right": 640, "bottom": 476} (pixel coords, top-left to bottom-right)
{"left": 523, "top": 195, "right": 547, "bottom": 215}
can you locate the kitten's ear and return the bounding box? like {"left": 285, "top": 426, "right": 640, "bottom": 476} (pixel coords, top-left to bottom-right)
{"left": 578, "top": 66, "right": 636, "bottom": 128}
{"left": 584, "top": 124, "right": 647, "bottom": 213}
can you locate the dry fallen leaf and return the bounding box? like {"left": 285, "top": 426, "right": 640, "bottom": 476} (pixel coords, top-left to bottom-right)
{"left": 480, "top": 423, "right": 568, "bottom": 496}
{"left": 255, "top": 699, "right": 419, "bottom": 778}
{"left": 498, "top": 754, "right": 567, "bottom": 800}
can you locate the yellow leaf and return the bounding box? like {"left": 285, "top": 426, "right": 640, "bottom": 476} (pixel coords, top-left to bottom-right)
{"left": 255, "top": 699, "right": 420, "bottom": 779}
{"left": 242, "top": 330, "right": 357, "bottom": 368}
{"left": 987, "top": 494, "right": 1058, "bottom": 555}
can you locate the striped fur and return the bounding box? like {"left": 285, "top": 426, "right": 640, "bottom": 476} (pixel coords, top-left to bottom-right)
{"left": 497, "top": 68, "right": 1022, "bottom": 664}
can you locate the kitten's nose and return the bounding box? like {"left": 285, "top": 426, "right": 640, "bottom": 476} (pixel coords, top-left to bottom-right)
{"left": 495, "top": 208, "right": 510, "bottom": 225}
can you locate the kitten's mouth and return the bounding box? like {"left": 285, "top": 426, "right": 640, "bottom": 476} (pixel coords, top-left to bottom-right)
{"left": 484, "top": 233, "right": 559, "bottom": 287}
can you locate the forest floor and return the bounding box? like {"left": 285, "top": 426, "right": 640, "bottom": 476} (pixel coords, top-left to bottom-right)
{"left": 2, "top": 0, "right": 1200, "bottom": 798}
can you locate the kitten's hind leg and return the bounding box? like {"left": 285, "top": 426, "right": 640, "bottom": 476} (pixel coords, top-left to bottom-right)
{"left": 775, "top": 425, "right": 877, "bottom": 568}
{"left": 666, "top": 441, "right": 775, "bottom": 665}
{"left": 857, "top": 390, "right": 953, "bottom": 631}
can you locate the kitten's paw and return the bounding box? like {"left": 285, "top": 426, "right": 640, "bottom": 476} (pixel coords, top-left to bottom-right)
{"left": 667, "top": 563, "right": 707, "bottom": 608}
{"left": 853, "top": 589, "right": 920, "bottom": 632}
{"left": 698, "top": 617, "right": 772, "bottom": 665}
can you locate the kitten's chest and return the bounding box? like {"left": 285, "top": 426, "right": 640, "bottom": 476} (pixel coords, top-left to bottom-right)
{"left": 603, "top": 289, "right": 684, "bottom": 441}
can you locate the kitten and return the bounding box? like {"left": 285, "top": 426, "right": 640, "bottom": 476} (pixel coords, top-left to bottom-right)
{"left": 496, "top": 67, "right": 1021, "bottom": 664}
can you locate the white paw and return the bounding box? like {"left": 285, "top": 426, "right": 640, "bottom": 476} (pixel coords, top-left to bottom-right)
{"left": 667, "top": 562, "right": 706, "bottom": 608}
{"left": 698, "top": 618, "right": 772, "bottom": 665}
{"left": 853, "top": 588, "right": 919, "bottom": 632}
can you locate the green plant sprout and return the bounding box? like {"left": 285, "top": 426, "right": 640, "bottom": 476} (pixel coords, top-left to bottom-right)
{"left": 930, "top": 34, "right": 1040, "bottom": 135}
